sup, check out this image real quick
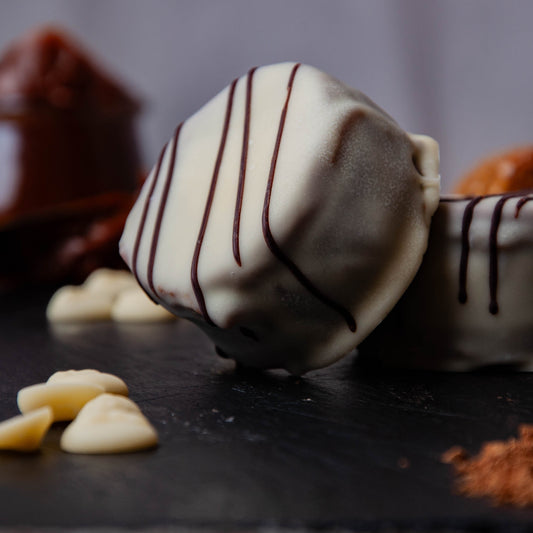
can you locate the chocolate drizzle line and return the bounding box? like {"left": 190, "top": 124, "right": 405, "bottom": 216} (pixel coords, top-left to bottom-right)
{"left": 515, "top": 195, "right": 533, "bottom": 218}
{"left": 488, "top": 192, "right": 531, "bottom": 314}
{"left": 440, "top": 196, "right": 475, "bottom": 203}
{"left": 146, "top": 124, "right": 182, "bottom": 296}
{"left": 191, "top": 78, "right": 238, "bottom": 326}
{"left": 458, "top": 196, "right": 483, "bottom": 304}
{"left": 131, "top": 143, "right": 167, "bottom": 287}
{"left": 455, "top": 192, "right": 532, "bottom": 314}
{"left": 488, "top": 195, "right": 512, "bottom": 315}
{"left": 233, "top": 67, "right": 257, "bottom": 266}
{"left": 261, "top": 63, "right": 357, "bottom": 332}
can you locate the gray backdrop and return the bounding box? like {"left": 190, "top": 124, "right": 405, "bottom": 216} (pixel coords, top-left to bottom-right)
{"left": 1, "top": 0, "right": 532, "bottom": 191}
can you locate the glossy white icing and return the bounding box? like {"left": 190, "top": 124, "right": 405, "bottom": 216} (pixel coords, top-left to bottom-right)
{"left": 120, "top": 62, "right": 440, "bottom": 374}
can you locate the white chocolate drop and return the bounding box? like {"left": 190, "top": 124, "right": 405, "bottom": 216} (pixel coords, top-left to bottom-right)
{"left": 120, "top": 62, "right": 440, "bottom": 374}
{"left": 46, "top": 285, "right": 114, "bottom": 322}
{"left": 47, "top": 269, "right": 174, "bottom": 324}
{"left": 111, "top": 286, "right": 176, "bottom": 323}
{"left": 47, "top": 369, "right": 128, "bottom": 396}
{"left": 0, "top": 407, "right": 53, "bottom": 452}
{"left": 17, "top": 382, "right": 104, "bottom": 422}
{"left": 60, "top": 394, "right": 158, "bottom": 454}
{"left": 82, "top": 268, "right": 137, "bottom": 297}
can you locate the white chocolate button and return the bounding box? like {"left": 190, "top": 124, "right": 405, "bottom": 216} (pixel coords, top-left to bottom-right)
{"left": 111, "top": 286, "right": 176, "bottom": 323}
{"left": 17, "top": 382, "right": 104, "bottom": 422}
{"left": 82, "top": 268, "right": 137, "bottom": 297}
{"left": 60, "top": 394, "right": 158, "bottom": 454}
{"left": 0, "top": 406, "right": 53, "bottom": 452}
{"left": 47, "top": 369, "right": 128, "bottom": 396}
{"left": 46, "top": 285, "right": 115, "bottom": 323}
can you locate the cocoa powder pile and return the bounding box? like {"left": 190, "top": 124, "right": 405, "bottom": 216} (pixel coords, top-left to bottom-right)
{"left": 442, "top": 425, "right": 533, "bottom": 507}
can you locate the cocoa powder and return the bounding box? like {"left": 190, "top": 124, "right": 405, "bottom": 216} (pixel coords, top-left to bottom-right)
{"left": 442, "top": 425, "right": 533, "bottom": 507}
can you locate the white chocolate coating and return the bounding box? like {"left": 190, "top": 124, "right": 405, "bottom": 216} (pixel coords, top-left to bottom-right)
{"left": 120, "top": 62, "right": 440, "bottom": 374}
{"left": 360, "top": 192, "right": 533, "bottom": 370}
{"left": 60, "top": 394, "right": 158, "bottom": 454}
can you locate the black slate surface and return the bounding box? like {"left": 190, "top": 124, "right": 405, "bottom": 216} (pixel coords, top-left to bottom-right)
{"left": 1, "top": 289, "right": 533, "bottom": 532}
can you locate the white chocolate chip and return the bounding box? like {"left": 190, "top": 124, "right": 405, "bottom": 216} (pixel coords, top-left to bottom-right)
{"left": 60, "top": 394, "right": 158, "bottom": 454}
{"left": 46, "top": 285, "right": 115, "bottom": 323}
{"left": 0, "top": 407, "right": 53, "bottom": 452}
{"left": 82, "top": 269, "right": 137, "bottom": 297}
{"left": 47, "top": 369, "right": 128, "bottom": 396}
{"left": 17, "top": 382, "right": 104, "bottom": 422}
{"left": 111, "top": 286, "right": 176, "bottom": 323}
{"left": 46, "top": 269, "right": 174, "bottom": 324}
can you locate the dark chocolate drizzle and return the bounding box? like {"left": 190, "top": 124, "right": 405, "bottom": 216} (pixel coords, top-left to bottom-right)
{"left": 261, "top": 63, "right": 356, "bottom": 332}
{"left": 147, "top": 124, "right": 182, "bottom": 296}
{"left": 454, "top": 191, "right": 532, "bottom": 314}
{"left": 488, "top": 196, "right": 508, "bottom": 314}
{"left": 131, "top": 142, "right": 167, "bottom": 287}
{"left": 488, "top": 192, "right": 531, "bottom": 314}
{"left": 440, "top": 196, "right": 474, "bottom": 203}
{"left": 458, "top": 196, "right": 482, "bottom": 303}
{"left": 515, "top": 196, "right": 533, "bottom": 217}
{"left": 191, "top": 78, "right": 238, "bottom": 326}
{"left": 487, "top": 196, "right": 514, "bottom": 315}
{"left": 215, "top": 346, "right": 230, "bottom": 359}
{"left": 233, "top": 67, "right": 257, "bottom": 266}
{"left": 240, "top": 326, "right": 259, "bottom": 341}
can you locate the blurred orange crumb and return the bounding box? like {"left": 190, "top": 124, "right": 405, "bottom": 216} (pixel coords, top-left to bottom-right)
{"left": 454, "top": 146, "right": 533, "bottom": 195}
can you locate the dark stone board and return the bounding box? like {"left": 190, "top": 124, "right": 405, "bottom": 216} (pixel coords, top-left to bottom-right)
{"left": 1, "top": 289, "right": 533, "bottom": 532}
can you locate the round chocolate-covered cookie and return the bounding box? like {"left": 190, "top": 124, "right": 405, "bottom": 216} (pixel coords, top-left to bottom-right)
{"left": 120, "top": 62, "right": 440, "bottom": 374}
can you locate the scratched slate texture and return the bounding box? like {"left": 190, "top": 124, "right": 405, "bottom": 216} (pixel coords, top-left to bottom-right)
{"left": 1, "top": 289, "right": 533, "bottom": 532}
